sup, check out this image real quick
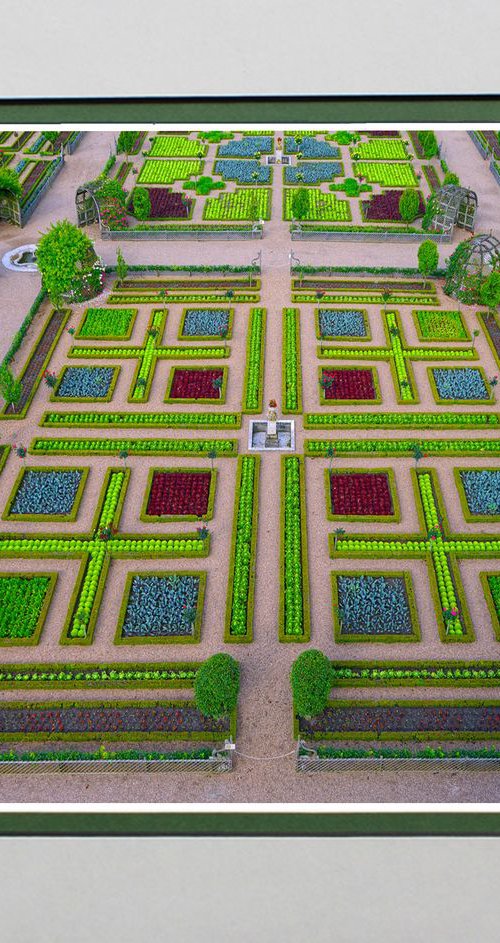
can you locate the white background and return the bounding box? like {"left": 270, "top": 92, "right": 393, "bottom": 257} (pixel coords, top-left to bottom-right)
{"left": 0, "top": 0, "right": 499, "bottom": 98}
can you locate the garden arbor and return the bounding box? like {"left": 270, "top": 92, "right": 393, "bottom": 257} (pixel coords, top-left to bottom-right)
{"left": 426, "top": 184, "right": 477, "bottom": 235}
{"left": 444, "top": 233, "right": 500, "bottom": 302}
{"left": 75, "top": 183, "right": 102, "bottom": 227}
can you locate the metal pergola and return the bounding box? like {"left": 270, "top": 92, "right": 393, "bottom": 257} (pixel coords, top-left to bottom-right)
{"left": 444, "top": 233, "right": 500, "bottom": 300}
{"left": 428, "top": 184, "right": 478, "bottom": 235}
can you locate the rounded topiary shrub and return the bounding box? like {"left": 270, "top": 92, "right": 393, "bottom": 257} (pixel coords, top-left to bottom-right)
{"left": 37, "top": 219, "right": 104, "bottom": 306}
{"left": 290, "top": 649, "right": 333, "bottom": 718}
{"left": 194, "top": 654, "right": 240, "bottom": 719}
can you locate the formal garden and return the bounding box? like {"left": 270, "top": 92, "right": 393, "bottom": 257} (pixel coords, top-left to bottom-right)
{"left": 0, "top": 126, "right": 500, "bottom": 792}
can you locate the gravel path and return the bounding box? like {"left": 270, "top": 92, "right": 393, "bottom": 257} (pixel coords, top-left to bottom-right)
{"left": 0, "top": 128, "right": 499, "bottom": 803}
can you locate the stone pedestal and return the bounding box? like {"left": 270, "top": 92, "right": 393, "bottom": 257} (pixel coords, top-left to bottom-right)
{"left": 265, "top": 420, "right": 278, "bottom": 448}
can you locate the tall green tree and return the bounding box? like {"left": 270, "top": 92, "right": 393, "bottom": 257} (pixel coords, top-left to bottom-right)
{"left": 291, "top": 187, "right": 309, "bottom": 220}
{"left": 116, "top": 247, "right": 128, "bottom": 285}
{"left": 418, "top": 239, "right": 439, "bottom": 289}
{"left": 0, "top": 364, "right": 22, "bottom": 408}
{"left": 479, "top": 271, "right": 500, "bottom": 314}
{"left": 36, "top": 220, "right": 100, "bottom": 307}
{"left": 398, "top": 189, "right": 420, "bottom": 222}
{"left": 0, "top": 167, "right": 22, "bottom": 202}
{"left": 116, "top": 131, "right": 137, "bottom": 154}
{"left": 194, "top": 654, "right": 240, "bottom": 719}
{"left": 290, "top": 650, "right": 333, "bottom": 718}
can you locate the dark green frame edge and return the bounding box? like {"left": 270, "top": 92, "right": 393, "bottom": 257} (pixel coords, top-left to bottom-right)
{"left": 2, "top": 93, "right": 499, "bottom": 836}
{"left": 0, "top": 813, "right": 500, "bottom": 836}
{"left": 1, "top": 95, "right": 500, "bottom": 122}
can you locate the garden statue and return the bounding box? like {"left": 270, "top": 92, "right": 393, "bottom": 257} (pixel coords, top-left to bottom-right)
{"left": 276, "top": 137, "right": 283, "bottom": 163}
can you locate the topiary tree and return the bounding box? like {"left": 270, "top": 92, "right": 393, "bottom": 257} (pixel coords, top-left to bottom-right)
{"left": 0, "top": 364, "right": 22, "bottom": 409}
{"left": 418, "top": 239, "right": 439, "bottom": 289}
{"left": 116, "top": 131, "right": 137, "bottom": 154}
{"left": 36, "top": 219, "right": 104, "bottom": 307}
{"left": 116, "top": 247, "right": 128, "bottom": 285}
{"left": 41, "top": 131, "right": 59, "bottom": 152}
{"left": 443, "top": 171, "right": 460, "bottom": 187}
{"left": 194, "top": 654, "right": 240, "bottom": 719}
{"left": 290, "top": 649, "right": 333, "bottom": 719}
{"left": 479, "top": 271, "right": 500, "bottom": 314}
{"left": 132, "top": 187, "right": 151, "bottom": 220}
{"left": 0, "top": 166, "right": 22, "bottom": 217}
{"left": 399, "top": 189, "right": 420, "bottom": 222}
{"left": 417, "top": 130, "right": 439, "bottom": 159}
{"left": 291, "top": 187, "right": 309, "bottom": 221}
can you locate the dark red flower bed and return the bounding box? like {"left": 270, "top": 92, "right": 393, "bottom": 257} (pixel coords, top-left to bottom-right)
{"left": 148, "top": 188, "right": 192, "bottom": 219}
{"left": 0, "top": 703, "right": 228, "bottom": 738}
{"left": 330, "top": 472, "right": 393, "bottom": 516}
{"left": 299, "top": 703, "right": 500, "bottom": 737}
{"left": 322, "top": 369, "right": 376, "bottom": 401}
{"left": 361, "top": 189, "right": 425, "bottom": 221}
{"left": 147, "top": 471, "right": 211, "bottom": 517}
{"left": 21, "top": 161, "right": 48, "bottom": 200}
{"left": 169, "top": 368, "right": 223, "bottom": 400}
{"left": 5, "top": 309, "right": 67, "bottom": 415}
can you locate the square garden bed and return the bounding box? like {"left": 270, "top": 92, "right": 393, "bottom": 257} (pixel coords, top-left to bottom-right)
{"left": 413, "top": 310, "right": 469, "bottom": 342}
{"left": 316, "top": 308, "right": 369, "bottom": 340}
{"left": 3, "top": 467, "right": 89, "bottom": 521}
{"left": 141, "top": 468, "right": 216, "bottom": 521}
{"left": 52, "top": 366, "right": 119, "bottom": 402}
{"left": 454, "top": 468, "right": 500, "bottom": 521}
{"left": 75, "top": 308, "right": 137, "bottom": 340}
{"left": 326, "top": 469, "right": 399, "bottom": 521}
{"left": 165, "top": 367, "right": 227, "bottom": 403}
{"left": 429, "top": 367, "right": 493, "bottom": 404}
{"left": 115, "top": 572, "right": 206, "bottom": 644}
{"left": 179, "top": 308, "right": 233, "bottom": 340}
{"left": 0, "top": 572, "right": 57, "bottom": 646}
{"left": 319, "top": 367, "right": 381, "bottom": 404}
{"left": 331, "top": 571, "right": 419, "bottom": 642}
{"left": 480, "top": 572, "right": 500, "bottom": 641}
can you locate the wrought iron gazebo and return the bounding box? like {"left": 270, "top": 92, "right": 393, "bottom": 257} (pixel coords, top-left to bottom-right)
{"left": 444, "top": 233, "right": 500, "bottom": 301}
{"left": 427, "top": 184, "right": 478, "bottom": 235}
{"left": 75, "top": 182, "right": 102, "bottom": 227}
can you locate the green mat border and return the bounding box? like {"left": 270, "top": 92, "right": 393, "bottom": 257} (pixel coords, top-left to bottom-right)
{"left": 1, "top": 95, "right": 500, "bottom": 122}
{"left": 0, "top": 812, "right": 500, "bottom": 836}
{"left": 1, "top": 94, "right": 499, "bottom": 835}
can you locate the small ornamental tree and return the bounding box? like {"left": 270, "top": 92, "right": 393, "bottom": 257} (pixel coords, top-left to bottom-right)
{"left": 479, "top": 271, "right": 500, "bottom": 314}
{"left": 116, "top": 247, "right": 128, "bottom": 285}
{"left": 36, "top": 220, "right": 105, "bottom": 306}
{"left": 291, "top": 187, "right": 309, "bottom": 220}
{"left": 443, "top": 171, "right": 460, "bottom": 187}
{"left": 116, "top": 131, "right": 137, "bottom": 154}
{"left": 398, "top": 189, "right": 420, "bottom": 222}
{"left": 290, "top": 649, "right": 333, "bottom": 719}
{"left": 417, "top": 239, "right": 439, "bottom": 289}
{"left": 133, "top": 187, "right": 151, "bottom": 220}
{"left": 41, "top": 131, "right": 59, "bottom": 152}
{"left": 194, "top": 653, "right": 240, "bottom": 719}
{"left": 417, "top": 130, "right": 439, "bottom": 158}
{"left": 0, "top": 364, "right": 22, "bottom": 409}
{"left": 0, "top": 167, "right": 22, "bottom": 204}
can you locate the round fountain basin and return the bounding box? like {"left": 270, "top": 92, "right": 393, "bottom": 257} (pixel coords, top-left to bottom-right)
{"left": 2, "top": 244, "right": 39, "bottom": 273}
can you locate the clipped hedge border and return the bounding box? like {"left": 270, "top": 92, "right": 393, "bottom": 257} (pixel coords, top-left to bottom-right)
{"left": 331, "top": 569, "right": 421, "bottom": 643}
{"left": 29, "top": 437, "right": 239, "bottom": 458}
{"left": 74, "top": 307, "right": 138, "bottom": 341}
{"left": 318, "top": 364, "right": 382, "bottom": 406}
{"left": 0, "top": 698, "right": 236, "bottom": 743}
{"left": 0, "top": 572, "right": 57, "bottom": 648}
{"left": 453, "top": 467, "right": 500, "bottom": 524}
{"left": 114, "top": 570, "right": 207, "bottom": 646}
{"left": 224, "top": 455, "right": 260, "bottom": 644}
{"left": 2, "top": 465, "right": 90, "bottom": 523}
{"left": 282, "top": 308, "right": 303, "bottom": 414}
{"left": 1, "top": 287, "right": 46, "bottom": 369}
{"left": 0, "top": 660, "right": 202, "bottom": 690}
{"left": 280, "top": 456, "right": 311, "bottom": 643}
{"left": 242, "top": 307, "right": 266, "bottom": 414}
{"left": 305, "top": 438, "right": 500, "bottom": 459}
{"left": 164, "top": 364, "right": 228, "bottom": 405}
{"left": 50, "top": 365, "right": 121, "bottom": 403}
{"left": 1, "top": 308, "right": 71, "bottom": 420}
{"left": 427, "top": 365, "right": 495, "bottom": 406}
{"left": 480, "top": 572, "right": 500, "bottom": 642}
{"left": 178, "top": 307, "right": 234, "bottom": 341}
{"left": 325, "top": 467, "right": 401, "bottom": 523}
{"left": 140, "top": 467, "right": 217, "bottom": 523}
{"left": 304, "top": 411, "right": 499, "bottom": 430}
{"left": 330, "top": 658, "right": 500, "bottom": 688}
{"left": 39, "top": 411, "right": 242, "bottom": 430}
{"left": 315, "top": 307, "right": 371, "bottom": 342}
{"left": 477, "top": 310, "right": 500, "bottom": 369}
{"left": 294, "top": 698, "right": 500, "bottom": 741}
